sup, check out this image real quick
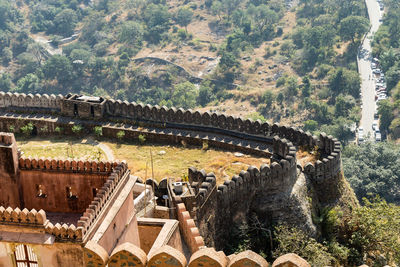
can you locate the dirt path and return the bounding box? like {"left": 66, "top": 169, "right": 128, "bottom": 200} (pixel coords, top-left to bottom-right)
{"left": 84, "top": 137, "right": 115, "bottom": 161}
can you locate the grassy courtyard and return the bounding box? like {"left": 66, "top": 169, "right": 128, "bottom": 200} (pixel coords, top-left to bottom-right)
{"left": 17, "top": 137, "right": 106, "bottom": 161}
{"left": 16, "top": 135, "right": 269, "bottom": 184}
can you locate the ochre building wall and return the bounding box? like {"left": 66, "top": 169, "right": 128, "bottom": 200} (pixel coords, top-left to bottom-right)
{"left": 18, "top": 170, "right": 109, "bottom": 213}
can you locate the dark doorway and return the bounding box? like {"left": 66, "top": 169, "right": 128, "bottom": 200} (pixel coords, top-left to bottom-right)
{"left": 74, "top": 104, "right": 78, "bottom": 116}
{"left": 90, "top": 106, "right": 95, "bottom": 117}
{"left": 32, "top": 126, "right": 38, "bottom": 136}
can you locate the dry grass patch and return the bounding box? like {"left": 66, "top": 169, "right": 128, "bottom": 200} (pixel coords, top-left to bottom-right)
{"left": 15, "top": 136, "right": 270, "bottom": 185}
{"left": 296, "top": 148, "right": 318, "bottom": 167}
{"left": 103, "top": 141, "right": 269, "bottom": 185}
{"left": 16, "top": 137, "right": 106, "bottom": 161}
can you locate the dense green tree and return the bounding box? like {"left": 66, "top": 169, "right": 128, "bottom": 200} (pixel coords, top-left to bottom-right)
{"left": 1, "top": 47, "right": 12, "bottom": 65}
{"left": 0, "top": 73, "right": 11, "bottom": 91}
{"left": 119, "top": 21, "right": 144, "bottom": 45}
{"left": 12, "top": 30, "right": 30, "bottom": 56}
{"left": 301, "top": 75, "right": 311, "bottom": 97}
{"left": 377, "top": 100, "right": 394, "bottom": 132}
{"left": 0, "top": 0, "right": 21, "bottom": 30}
{"left": 27, "top": 43, "right": 46, "bottom": 67}
{"left": 273, "top": 224, "right": 335, "bottom": 266}
{"left": 335, "top": 94, "right": 356, "bottom": 117}
{"left": 197, "top": 81, "right": 213, "bottom": 106}
{"left": 262, "top": 90, "right": 275, "bottom": 108}
{"left": 53, "top": 9, "right": 77, "bottom": 37}
{"left": 222, "top": 0, "right": 241, "bottom": 18}
{"left": 339, "top": 15, "right": 369, "bottom": 43}
{"left": 343, "top": 142, "right": 400, "bottom": 203}
{"left": 16, "top": 74, "right": 40, "bottom": 93}
{"left": 143, "top": 4, "right": 171, "bottom": 43}
{"left": 42, "top": 55, "right": 73, "bottom": 84}
{"left": 285, "top": 76, "right": 298, "bottom": 99}
{"left": 80, "top": 11, "right": 106, "bottom": 46}
{"left": 171, "top": 81, "right": 198, "bottom": 109}
{"left": 175, "top": 8, "right": 193, "bottom": 32}
{"left": 328, "top": 68, "right": 361, "bottom": 98}
{"left": 321, "top": 116, "right": 354, "bottom": 144}
{"left": 16, "top": 52, "right": 38, "bottom": 78}
{"left": 303, "top": 120, "right": 318, "bottom": 132}
{"left": 211, "top": 1, "right": 223, "bottom": 21}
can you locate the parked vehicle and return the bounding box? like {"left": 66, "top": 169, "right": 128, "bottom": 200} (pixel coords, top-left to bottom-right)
{"left": 359, "top": 133, "right": 364, "bottom": 143}
{"left": 372, "top": 121, "right": 378, "bottom": 131}
{"left": 375, "top": 130, "right": 382, "bottom": 142}
{"left": 373, "top": 69, "right": 381, "bottom": 74}
{"left": 375, "top": 133, "right": 381, "bottom": 142}
{"left": 377, "top": 95, "right": 387, "bottom": 102}
{"left": 374, "top": 110, "right": 379, "bottom": 119}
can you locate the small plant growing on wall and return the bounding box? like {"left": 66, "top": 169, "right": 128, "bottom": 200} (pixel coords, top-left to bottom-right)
{"left": 71, "top": 125, "right": 83, "bottom": 135}
{"left": 94, "top": 126, "right": 103, "bottom": 137}
{"left": 21, "top": 123, "right": 34, "bottom": 136}
{"left": 55, "top": 126, "right": 63, "bottom": 134}
{"left": 202, "top": 140, "right": 209, "bottom": 150}
{"left": 138, "top": 134, "right": 146, "bottom": 144}
{"left": 40, "top": 125, "right": 48, "bottom": 133}
{"left": 8, "top": 125, "right": 15, "bottom": 133}
{"left": 116, "top": 130, "right": 125, "bottom": 141}
{"left": 181, "top": 139, "right": 187, "bottom": 148}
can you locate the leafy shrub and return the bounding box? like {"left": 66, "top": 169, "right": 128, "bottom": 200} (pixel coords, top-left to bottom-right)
{"left": 20, "top": 123, "right": 34, "bottom": 136}
{"left": 116, "top": 130, "right": 125, "bottom": 140}
{"left": 273, "top": 224, "right": 335, "bottom": 266}
{"left": 94, "top": 126, "right": 103, "bottom": 137}
{"left": 71, "top": 125, "right": 83, "bottom": 134}
{"left": 55, "top": 126, "right": 63, "bottom": 134}
{"left": 138, "top": 134, "right": 146, "bottom": 144}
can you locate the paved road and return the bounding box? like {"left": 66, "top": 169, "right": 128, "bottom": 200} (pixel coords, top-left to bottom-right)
{"left": 357, "top": 0, "right": 383, "bottom": 139}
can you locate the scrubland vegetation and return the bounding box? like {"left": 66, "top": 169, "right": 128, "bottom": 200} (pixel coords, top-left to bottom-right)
{"left": 3, "top": 0, "right": 400, "bottom": 265}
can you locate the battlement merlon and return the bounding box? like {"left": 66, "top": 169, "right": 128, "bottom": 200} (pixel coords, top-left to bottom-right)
{"left": 0, "top": 132, "right": 18, "bottom": 175}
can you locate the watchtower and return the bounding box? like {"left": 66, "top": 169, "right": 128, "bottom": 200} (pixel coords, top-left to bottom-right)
{"left": 61, "top": 94, "right": 106, "bottom": 119}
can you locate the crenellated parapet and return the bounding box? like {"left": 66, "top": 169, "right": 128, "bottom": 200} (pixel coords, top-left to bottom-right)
{"left": 18, "top": 157, "right": 120, "bottom": 174}
{"left": 0, "top": 206, "right": 84, "bottom": 242}
{"left": 0, "top": 206, "right": 46, "bottom": 226}
{"left": 176, "top": 203, "right": 205, "bottom": 253}
{"left": 302, "top": 133, "right": 341, "bottom": 181}
{"left": 0, "top": 92, "right": 62, "bottom": 111}
{"left": 76, "top": 161, "right": 130, "bottom": 239}
{"left": 44, "top": 222, "right": 83, "bottom": 241}
{"left": 83, "top": 240, "right": 311, "bottom": 267}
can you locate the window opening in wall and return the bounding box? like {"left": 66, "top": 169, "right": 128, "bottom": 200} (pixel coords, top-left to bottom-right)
{"left": 90, "top": 105, "right": 95, "bottom": 117}
{"left": 14, "top": 244, "right": 38, "bottom": 267}
{"left": 36, "top": 184, "right": 47, "bottom": 198}
{"left": 92, "top": 188, "right": 98, "bottom": 198}
{"left": 66, "top": 186, "right": 78, "bottom": 200}
{"left": 74, "top": 104, "right": 78, "bottom": 116}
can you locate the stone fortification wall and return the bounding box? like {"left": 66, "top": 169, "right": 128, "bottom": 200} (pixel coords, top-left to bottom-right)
{"left": 0, "top": 205, "right": 83, "bottom": 242}
{"left": 186, "top": 137, "right": 300, "bottom": 248}
{"left": 0, "top": 92, "right": 341, "bottom": 174}
{"left": 84, "top": 240, "right": 311, "bottom": 267}
{"left": 0, "top": 92, "right": 62, "bottom": 112}
{"left": 0, "top": 206, "right": 46, "bottom": 226}
{"left": 176, "top": 203, "right": 205, "bottom": 254}
{"left": 303, "top": 133, "right": 343, "bottom": 206}
{"left": 77, "top": 161, "right": 130, "bottom": 240}
{"left": 0, "top": 92, "right": 344, "bottom": 241}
